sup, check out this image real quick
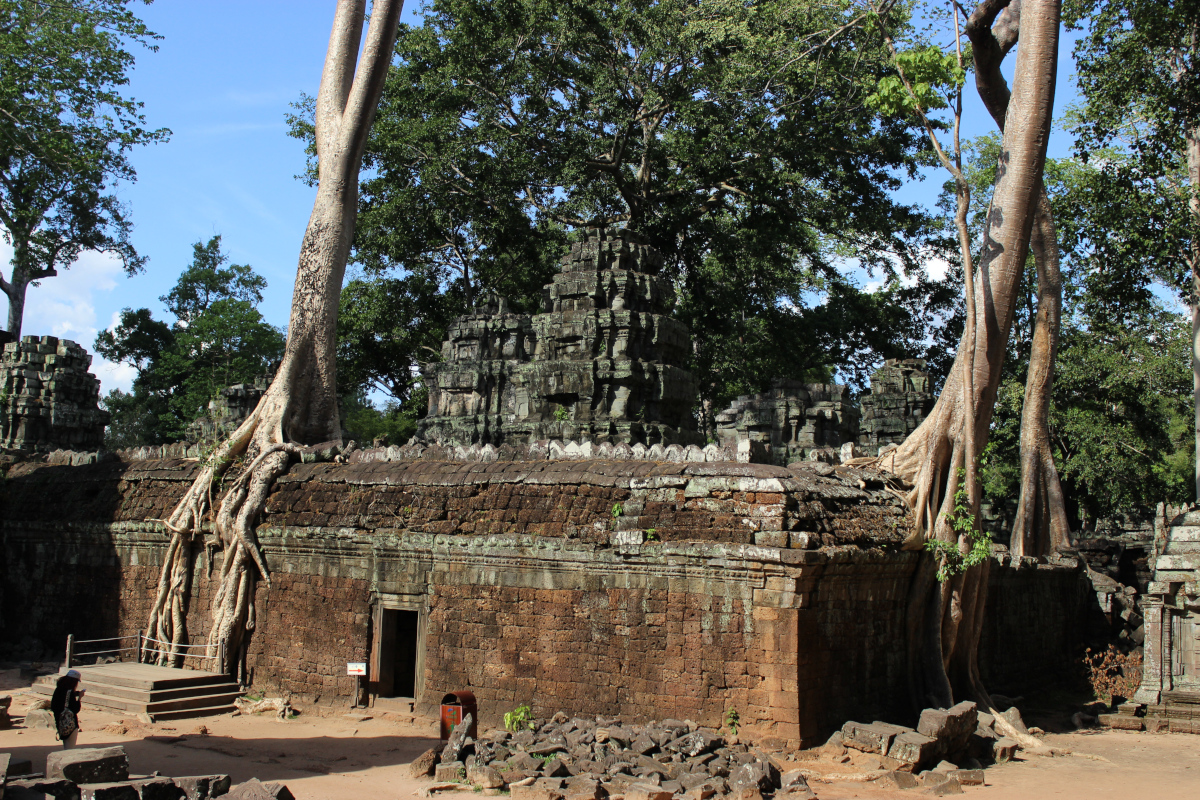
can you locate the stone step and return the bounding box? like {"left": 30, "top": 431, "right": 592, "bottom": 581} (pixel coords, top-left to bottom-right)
{"left": 33, "top": 663, "right": 241, "bottom": 721}
{"left": 1162, "top": 691, "right": 1200, "bottom": 707}
{"left": 148, "top": 703, "right": 240, "bottom": 722}
{"left": 32, "top": 678, "right": 240, "bottom": 704}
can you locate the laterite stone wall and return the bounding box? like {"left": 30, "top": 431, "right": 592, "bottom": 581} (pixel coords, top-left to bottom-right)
{"left": 0, "top": 457, "right": 1090, "bottom": 744}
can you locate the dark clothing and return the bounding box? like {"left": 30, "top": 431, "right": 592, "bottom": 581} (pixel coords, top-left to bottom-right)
{"left": 50, "top": 683, "right": 81, "bottom": 731}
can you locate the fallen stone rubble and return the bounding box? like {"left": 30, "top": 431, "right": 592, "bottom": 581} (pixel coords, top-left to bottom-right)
{"left": 413, "top": 712, "right": 814, "bottom": 800}
{"left": 413, "top": 705, "right": 1016, "bottom": 799}
{"left": 0, "top": 745, "right": 292, "bottom": 800}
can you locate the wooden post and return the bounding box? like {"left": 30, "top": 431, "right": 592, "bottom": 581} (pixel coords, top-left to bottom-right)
{"left": 217, "top": 638, "right": 227, "bottom": 678}
{"left": 136, "top": 629, "right": 144, "bottom": 663}
{"left": 65, "top": 634, "right": 74, "bottom": 668}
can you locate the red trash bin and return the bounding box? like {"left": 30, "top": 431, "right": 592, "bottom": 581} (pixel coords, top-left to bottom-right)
{"left": 440, "top": 690, "right": 478, "bottom": 741}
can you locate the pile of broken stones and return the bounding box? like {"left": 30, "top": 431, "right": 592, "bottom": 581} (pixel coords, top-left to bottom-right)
{"left": 413, "top": 703, "right": 1015, "bottom": 800}
{"left": 0, "top": 746, "right": 293, "bottom": 800}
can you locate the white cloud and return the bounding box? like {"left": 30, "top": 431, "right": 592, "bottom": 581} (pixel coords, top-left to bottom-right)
{"left": 1, "top": 239, "right": 137, "bottom": 394}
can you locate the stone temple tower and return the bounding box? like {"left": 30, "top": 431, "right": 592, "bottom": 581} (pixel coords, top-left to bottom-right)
{"left": 418, "top": 228, "right": 700, "bottom": 447}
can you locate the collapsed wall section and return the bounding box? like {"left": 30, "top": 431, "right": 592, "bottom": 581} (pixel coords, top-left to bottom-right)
{"left": 0, "top": 457, "right": 1088, "bottom": 745}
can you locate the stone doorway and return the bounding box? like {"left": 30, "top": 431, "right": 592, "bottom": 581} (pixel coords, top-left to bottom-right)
{"left": 370, "top": 599, "right": 426, "bottom": 702}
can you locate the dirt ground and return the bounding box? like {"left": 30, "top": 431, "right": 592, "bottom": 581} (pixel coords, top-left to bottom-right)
{"left": 2, "top": 678, "right": 1198, "bottom": 800}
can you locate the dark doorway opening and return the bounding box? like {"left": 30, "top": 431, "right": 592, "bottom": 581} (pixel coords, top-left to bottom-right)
{"left": 392, "top": 609, "right": 419, "bottom": 697}
{"left": 376, "top": 608, "right": 420, "bottom": 698}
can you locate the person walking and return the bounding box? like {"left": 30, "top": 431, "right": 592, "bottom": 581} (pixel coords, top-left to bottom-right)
{"left": 50, "top": 669, "right": 84, "bottom": 748}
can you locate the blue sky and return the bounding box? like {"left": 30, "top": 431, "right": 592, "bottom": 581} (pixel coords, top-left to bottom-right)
{"left": 4, "top": 1, "right": 1082, "bottom": 396}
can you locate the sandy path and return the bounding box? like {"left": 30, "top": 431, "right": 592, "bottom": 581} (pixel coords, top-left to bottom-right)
{"left": 807, "top": 729, "right": 1200, "bottom": 799}
{"left": 0, "top": 685, "right": 478, "bottom": 800}
{"left": 2, "top": 682, "right": 1198, "bottom": 800}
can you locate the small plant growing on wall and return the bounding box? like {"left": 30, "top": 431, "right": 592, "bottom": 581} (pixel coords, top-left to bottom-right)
{"left": 504, "top": 704, "right": 534, "bottom": 732}
{"left": 554, "top": 406, "right": 570, "bottom": 422}
{"left": 611, "top": 503, "right": 623, "bottom": 518}
{"left": 723, "top": 707, "right": 739, "bottom": 735}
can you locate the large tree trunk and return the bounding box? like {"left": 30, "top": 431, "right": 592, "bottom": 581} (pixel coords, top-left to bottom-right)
{"left": 1011, "top": 191, "right": 1071, "bottom": 554}
{"left": 144, "top": 0, "right": 404, "bottom": 675}
{"left": 966, "top": 0, "right": 1070, "bottom": 556}
{"left": 2, "top": 241, "right": 56, "bottom": 338}
{"left": 1187, "top": 126, "right": 1200, "bottom": 502}
{"left": 885, "top": 0, "right": 1060, "bottom": 720}
{"left": 3, "top": 271, "right": 27, "bottom": 339}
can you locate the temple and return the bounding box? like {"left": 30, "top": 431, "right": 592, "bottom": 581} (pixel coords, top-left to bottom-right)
{"left": 418, "top": 228, "right": 701, "bottom": 447}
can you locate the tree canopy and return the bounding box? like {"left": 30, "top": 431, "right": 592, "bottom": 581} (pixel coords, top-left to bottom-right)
{"left": 288, "top": 0, "right": 959, "bottom": 428}
{"left": 0, "top": 0, "right": 169, "bottom": 337}
{"left": 95, "top": 236, "right": 284, "bottom": 447}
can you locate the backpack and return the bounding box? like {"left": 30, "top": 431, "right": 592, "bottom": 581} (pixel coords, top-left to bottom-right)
{"left": 56, "top": 707, "right": 77, "bottom": 740}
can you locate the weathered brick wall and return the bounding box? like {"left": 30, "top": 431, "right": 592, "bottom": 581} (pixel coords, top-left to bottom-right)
{"left": 979, "top": 558, "right": 1092, "bottom": 695}
{"left": 0, "top": 456, "right": 1090, "bottom": 745}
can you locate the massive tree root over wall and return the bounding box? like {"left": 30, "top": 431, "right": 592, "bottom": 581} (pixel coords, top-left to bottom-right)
{"left": 881, "top": 0, "right": 1062, "bottom": 748}
{"left": 142, "top": 0, "right": 404, "bottom": 676}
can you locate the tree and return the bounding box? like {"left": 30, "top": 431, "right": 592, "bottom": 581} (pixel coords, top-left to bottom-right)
{"left": 875, "top": 0, "right": 1062, "bottom": 728}
{"left": 0, "top": 0, "right": 168, "bottom": 337}
{"left": 1066, "top": 0, "right": 1200, "bottom": 500}
{"left": 145, "top": 0, "right": 404, "bottom": 673}
{"left": 291, "top": 0, "right": 958, "bottom": 423}
{"left": 94, "top": 236, "right": 284, "bottom": 445}
{"left": 965, "top": 0, "right": 1070, "bottom": 556}
{"left": 976, "top": 137, "right": 1196, "bottom": 526}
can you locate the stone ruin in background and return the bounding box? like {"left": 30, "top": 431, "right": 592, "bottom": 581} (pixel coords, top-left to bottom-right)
{"left": 0, "top": 333, "right": 108, "bottom": 454}
{"left": 713, "top": 380, "right": 858, "bottom": 465}
{"left": 416, "top": 227, "right": 938, "bottom": 464}
{"left": 186, "top": 373, "right": 272, "bottom": 444}
{"left": 0, "top": 230, "right": 938, "bottom": 466}
{"left": 418, "top": 227, "right": 701, "bottom": 447}
{"left": 858, "top": 358, "right": 935, "bottom": 452}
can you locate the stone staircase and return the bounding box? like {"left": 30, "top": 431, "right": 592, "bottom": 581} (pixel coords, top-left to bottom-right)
{"left": 32, "top": 663, "right": 241, "bottom": 722}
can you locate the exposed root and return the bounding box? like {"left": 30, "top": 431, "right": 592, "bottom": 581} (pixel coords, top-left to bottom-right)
{"left": 142, "top": 406, "right": 265, "bottom": 667}
{"left": 206, "top": 445, "right": 302, "bottom": 672}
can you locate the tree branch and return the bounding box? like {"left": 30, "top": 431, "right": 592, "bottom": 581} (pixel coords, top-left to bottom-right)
{"left": 340, "top": 0, "right": 406, "bottom": 159}
{"left": 315, "top": 0, "right": 368, "bottom": 157}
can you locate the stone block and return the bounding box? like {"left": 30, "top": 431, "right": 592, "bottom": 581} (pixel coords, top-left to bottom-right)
{"left": 24, "top": 708, "right": 56, "bottom": 729}
{"left": 79, "top": 784, "right": 140, "bottom": 800}
{"left": 625, "top": 785, "right": 673, "bottom": 800}
{"left": 875, "top": 770, "right": 919, "bottom": 790}
{"left": 728, "top": 760, "right": 779, "bottom": 794}
{"left": 1144, "top": 718, "right": 1169, "bottom": 733}
{"left": 410, "top": 748, "right": 439, "bottom": 778}
{"left": 887, "top": 731, "right": 938, "bottom": 768}
{"left": 667, "top": 731, "right": 723, "bottom": 758}
{"left": 223, "top": 780, "right": 293, "bottom": 800}
{"left": 947, "top": 769, "right": 984, "bottom": 786}
{"left": 468, "top": 765, "right": 505, "bottom": 789}
{"left": 171, "top": 775, "right": 232, "bottom": 800}
{"left": 8, "top": 778, "right": 81, "bottom": 800}
{"left": 841, "top": 721, "right": 906, "bottom": 755}
{"left": 1098, "top": 714, "right": 1142, "bottom": 731}
{"left": 1169, "top": 719, "right": 1200, "bottom": 734}
{"left": 991, "top": 738, "right": 1018, "bottom": 762}
{"left": 47, "top": 748, "right": 129, "bottom": 784}
{"left": 442, "top": 713, "right": 474, "bottom": 762}
{"left": 434, "top": 762, "right": 465, "bottom": 782}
